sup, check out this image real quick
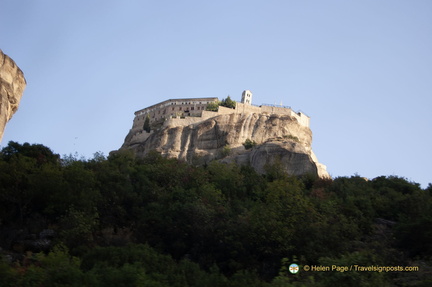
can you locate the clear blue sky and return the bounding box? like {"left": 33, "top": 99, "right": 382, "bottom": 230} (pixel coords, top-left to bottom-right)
{"left": 1, "top": 1, "right": 431, "bottom": 187}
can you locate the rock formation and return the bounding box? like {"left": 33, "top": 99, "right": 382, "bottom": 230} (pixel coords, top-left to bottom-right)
{"left": 0, "top": 49, "right": 26, "bottom": 142}
{"left": 120, "top": 111, "right": 329, "bottom": 178}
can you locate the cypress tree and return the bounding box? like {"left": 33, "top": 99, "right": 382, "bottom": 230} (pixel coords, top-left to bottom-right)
{"left": 143, "top": 115, "right": 151, "bottom": 133}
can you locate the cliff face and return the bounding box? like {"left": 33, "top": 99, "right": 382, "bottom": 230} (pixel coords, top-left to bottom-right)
{"left": 0, "top": 50, "right": 26, "bottom": 141}
{"left": 120, "top": 112, "right": 329, "bottom": 178}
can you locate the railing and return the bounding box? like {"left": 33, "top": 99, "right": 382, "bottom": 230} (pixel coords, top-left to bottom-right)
{"left": 249, "top": 103, "right": 261, "bottom": 108}
{"left": 260, "top": 103, "right": 310, "bottom": 118}
{"left": 261, "top": 103, "right": 292, "bottom": 109}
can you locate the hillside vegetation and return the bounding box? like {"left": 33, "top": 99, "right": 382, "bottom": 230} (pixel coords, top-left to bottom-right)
{"left": 0, "top": 141, "right": 431, "bottom": 286}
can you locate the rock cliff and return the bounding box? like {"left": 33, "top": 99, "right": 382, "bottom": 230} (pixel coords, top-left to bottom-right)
{"left": 120, "top": 112, "right": 329, "bottom": 178}
{"left": 0, "top": 49, "right": 26, "bottom": 141}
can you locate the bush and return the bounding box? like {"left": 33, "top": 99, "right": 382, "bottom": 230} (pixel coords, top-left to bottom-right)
{"left": 206, "top": 101, "right": 219, "bottom": 111}
{"left": 220, "top": 96, "right": 236, "bottom": 109}
{"left": 221, "top": 145, "right": 231, "bottom": 157}
{"left": 143, "top": 115, "right": 151, "bottom": 133}
{"left": 243, "top": 139, "right": 257, "bottom": 150}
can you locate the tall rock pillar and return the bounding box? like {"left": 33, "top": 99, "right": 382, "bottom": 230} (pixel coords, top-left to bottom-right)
{"left": 0, "top": 49, "right": 26, "bottom": 141}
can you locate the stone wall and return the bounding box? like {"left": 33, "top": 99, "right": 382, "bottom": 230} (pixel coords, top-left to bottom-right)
{"left": 124, "top": 94, "right": 311, "bottom": 146}
{"left": 163, "top": 116, "right": 209, "bottom": 128}
{"left": 235, "top": 102, "right": 262, "bottom": 115}
{"left": 235, "top": 102, "right": 310, "bottom": 127}
{"left": 132, "top": 97, "right": 218, "bottom": 131}
{"left": 0, "top": 50, "right": 26, "bottom": 141}
{"left": 215, "top": 105, "right": 237, "bottom": 115}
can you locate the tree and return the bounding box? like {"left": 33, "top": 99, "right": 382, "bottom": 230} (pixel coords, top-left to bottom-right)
{"left": 220, "top": 96, "right": 236, "bottom": 109}
{"left": 8, "top": 245, "right": 90, "bottom": 286}
{"left": 143, "top": 115, "right": 151, "bottom": 133}
{"left": 206, "top": 101, "right": 219, "bottom": 111}
{"left": 0, "top": 142, "right": 63, "bottom": 225}
{"left": 243, "top": 139, "right": 256, "bottom": 150}
{"left": 1, "top": 141, "right": 59, "bottom": 166}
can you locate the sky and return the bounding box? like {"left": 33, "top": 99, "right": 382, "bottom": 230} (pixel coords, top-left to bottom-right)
{"left": 1, "top": 1, "right": 431, "bottom": 187}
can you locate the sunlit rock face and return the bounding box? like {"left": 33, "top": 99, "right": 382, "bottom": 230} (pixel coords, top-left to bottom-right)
{"left": 0, "top": 50, "right": 26, "bottom": 141}
{"left": 120, "top": 111, "right": 329, "bottom": 178}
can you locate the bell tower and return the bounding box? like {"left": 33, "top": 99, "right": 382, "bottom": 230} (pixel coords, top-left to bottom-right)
{"left": 241, "top": 90, "right": 252, "bottom": 105}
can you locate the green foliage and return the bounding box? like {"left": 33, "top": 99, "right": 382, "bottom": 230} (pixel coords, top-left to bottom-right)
{"left": 220, "top": 144, "right": 231, "bottom": 157}
{"left": 81, "top": 244, "right": 234, "bottom": 287}
{"left": 143, "top": 115, "right": 151, "bottom": 133}
{"left": 1, "top": 141, "right": 59, "bottom": 165}
{"left": 243, "top": 138, "right": 257, "bottom": 149}
{"left": 316, "top": 251, "right": 389, "bottom": 287}
{"left": 0, "top": 141, "right": 431, "bottom": 286}
{"left": 264, "top": 158, "right": 290, "bottom": 182}
{"left": 0, "top": 259, "right": 18, "bottom": 287}
{"left": 205, "top": 101, "right": 220, "bottom": 111}
{"left": 7, "top": 245, "right": 91, "bottom": 287}
{"left": 220, "top": 96, "right": 236, "bottom": 109}
{"left": 0, "top": 141, "right": 63, "bottom": 225}
{"left": 59, "top": 207, "right": 99, "bottom": 248}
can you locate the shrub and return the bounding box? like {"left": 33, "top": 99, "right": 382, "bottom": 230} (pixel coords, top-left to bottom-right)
{"left": 243, "top": 139, "right": 257, "bottom": 150}
{"left": 206, "top": 101, "right": 220, "bottom": 111}
{"left": 143, "top": 115, "right": 151, "bottom": 133}
{"left": 220, "top": 96, "right": 236, "bottom": 109}
{"left": 221, "top": 145, "right": 231, "bottom": 157}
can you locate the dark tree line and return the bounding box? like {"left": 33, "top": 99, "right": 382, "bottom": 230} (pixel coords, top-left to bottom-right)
{"left": 0, "top": 141, "right": 431, "bottom": 286}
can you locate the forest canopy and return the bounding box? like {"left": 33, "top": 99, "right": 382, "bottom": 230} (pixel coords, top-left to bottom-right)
{"left": 0, "top": 141, "right": 431, "bottom": 286}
